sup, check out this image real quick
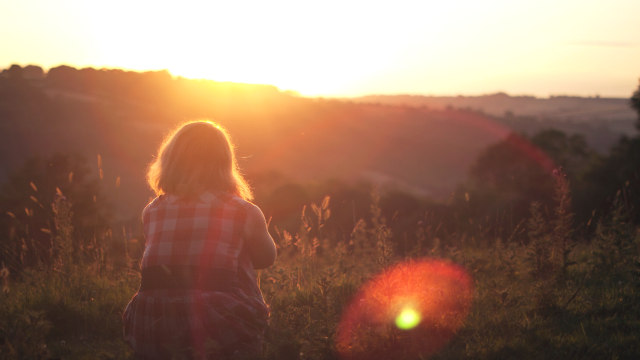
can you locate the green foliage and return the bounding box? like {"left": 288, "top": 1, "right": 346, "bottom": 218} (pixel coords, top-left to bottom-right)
{"left": 0, "top": 164, "right": 135, "bottom": 359}
{"left": 526, "top": 201, "right": 554, "bottom": 279}
{"left": 0, "top": 268, "right": 136, "bottom": 359}
{"left": 463, "top": 132, "right": 557, "bottom": 240}
{"left": 589, "top": 192, "right": 639, "bottom": 285}
{"left": 0, "top": 306, "right": 51, "bottom": 360}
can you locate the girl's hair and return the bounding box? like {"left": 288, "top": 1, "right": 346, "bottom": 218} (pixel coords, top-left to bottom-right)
{"left": 147, "top": 120, "right": 253, "bottom": 200}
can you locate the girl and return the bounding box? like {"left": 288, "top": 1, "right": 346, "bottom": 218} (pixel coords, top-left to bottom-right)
{"left": 123, "top": 120, "right": 276, "bottom": 359}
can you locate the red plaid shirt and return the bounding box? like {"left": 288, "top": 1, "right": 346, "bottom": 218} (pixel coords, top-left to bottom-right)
{"left": 123, "top": 192, "right": 268, "bottom": 359}
{"left": 142, "top": 192, "right": 247, "bottom": 272}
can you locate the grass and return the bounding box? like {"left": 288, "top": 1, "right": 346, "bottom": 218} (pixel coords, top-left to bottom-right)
{"left": 0, "top": 268, "right": 137, "bottom": 359}
{"left": 0, "top": 190, "right": 639, "bottom": 360}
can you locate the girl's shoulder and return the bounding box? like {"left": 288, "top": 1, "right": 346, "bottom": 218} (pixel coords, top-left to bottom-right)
{"left": 143, "top": 193, "right": 254, "bottom": 214}
{"left": 217, "top": 194, "right": 263, "bottom": 221}
{"left": 142, "top": 195, "right": 163, "bottom": 212}
{"left": 221, "top": 195, "right": 259, "bottom": 218}
{"left": 227, "top": 194, "right": 255, "bottom": 208}
{"left": 201, "top": 192, "right": 253, "bottom": 208}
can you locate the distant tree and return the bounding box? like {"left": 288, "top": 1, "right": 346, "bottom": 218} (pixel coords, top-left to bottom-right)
{"left": 631, "top": 79, "right": 640, "bottom": 130}
{"left": 46, "top": 65, "right": 82, "bottom": 92}
{"left": 466, "top": 133, "right": 556, "bottom": 225}
{"left": 459, "top": 128, "right": 598, "bottom": 238}
{"left": 531, "top": 129, "right": 592, "bottom": 174}
{"left": 23, "top": 65, "right": 44, "bottom": 80}
{"left": 530, "top": 129, "right": 596, "bottom": 222}
{"left": 584, "top": 80, "right": 640, "bottom": 224}
{"left": 7, "top": 64, "right": 24, "bottom": 80}
{"left": 0, "top": 65, "right": 48, "bottom": 119}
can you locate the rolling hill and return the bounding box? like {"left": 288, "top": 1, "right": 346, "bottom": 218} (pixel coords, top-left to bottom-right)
{"left": 0, "top": 65, "right": 635, "bottom": 219}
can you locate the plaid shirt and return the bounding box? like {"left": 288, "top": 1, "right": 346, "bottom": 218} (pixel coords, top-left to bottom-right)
{"left": 141, "top": 192, "right": 247, "bottom": 272}
{"left": 123, "top": 192, "right": 268, "bottom": 359}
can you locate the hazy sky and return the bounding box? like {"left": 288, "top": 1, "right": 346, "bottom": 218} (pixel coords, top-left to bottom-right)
{"left": 1, "top": 0, "right": 639, "bottom": 97}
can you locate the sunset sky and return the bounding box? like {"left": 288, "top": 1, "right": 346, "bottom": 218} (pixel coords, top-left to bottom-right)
{"left": 1, "top": 0, "right": 639, "bottom": 98}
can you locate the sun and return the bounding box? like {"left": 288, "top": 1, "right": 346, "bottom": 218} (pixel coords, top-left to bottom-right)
{"left": 83, "top": 0, "right": 403, "bottom": 97}
{"left": 158, "top": 13, "right": 385, "bottom": 97}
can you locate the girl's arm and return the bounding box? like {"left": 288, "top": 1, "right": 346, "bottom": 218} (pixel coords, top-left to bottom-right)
{"left": 244, "top": 204, "right": 277, "bottom": 269}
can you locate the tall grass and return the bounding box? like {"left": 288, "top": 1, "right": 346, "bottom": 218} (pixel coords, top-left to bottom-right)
{"left": 0, "top": 176, "right": 639, "bottom": 359}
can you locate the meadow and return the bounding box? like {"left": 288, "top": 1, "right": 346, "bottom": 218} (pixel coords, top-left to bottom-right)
{"left": 0, "top": 176, "right": 638, "bottom": 360}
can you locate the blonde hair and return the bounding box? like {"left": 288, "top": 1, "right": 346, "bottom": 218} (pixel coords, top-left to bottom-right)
{"left": 147, "top": 120, "right": 253, "bottom": 200}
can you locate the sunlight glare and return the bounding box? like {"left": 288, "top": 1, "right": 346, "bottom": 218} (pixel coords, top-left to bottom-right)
{"left": 395, "top": 307, "right": 421, "bottom": 330}
{"left": 337, "top": 259, "right": 474, "bottom": 359}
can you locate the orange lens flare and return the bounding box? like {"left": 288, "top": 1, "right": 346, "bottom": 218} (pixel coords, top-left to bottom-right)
{"left": 395, "top": 307, "right": 421, "bottom": 330}
{"left": 337, "top": 259, "right": 474, "bottom": 360}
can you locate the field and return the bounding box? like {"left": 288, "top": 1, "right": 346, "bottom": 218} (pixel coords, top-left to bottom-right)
{"left": 1, "top": 185, "right": 638, "bottom": 360}
{"left": 1, "top": 66, "right": 639, "bottom": 359}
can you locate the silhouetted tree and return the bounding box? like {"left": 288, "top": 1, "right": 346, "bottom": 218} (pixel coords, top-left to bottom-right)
{"left": 458, "top": 128, "right": 598, "bottom": 239}
{"left": 584, "top": 81, "right": 640, "bottom": 224}
{"left": 632, "top": 79, "right": 640, "bottom": 130}
{"left": 0, "top": 65, "right": 49, "bottom": 122}
{"left": 46, "top": 65, "right": 81, "bottom": 91}
{"left": 530, "top": 129, "right": 596, "bottom": 222}
{"left": 7, "top": 64, "right": 24, "bottom": 80}
{"left": 531, "top": 130, "right": 592, "bottom": 174}
{"left": 465, "top": 133, "right": 556, "bottom": 230}
{"left": 23, "top": 65, "right": 44, "bottom": 80}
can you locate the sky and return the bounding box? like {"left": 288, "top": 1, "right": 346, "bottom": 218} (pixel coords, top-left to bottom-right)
{"left": 1, "top": 0, "right": 639, "bottom": 98}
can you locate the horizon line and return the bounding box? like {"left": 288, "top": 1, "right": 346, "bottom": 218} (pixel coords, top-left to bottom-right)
{"left": 2, "top": 62, "right": 635, "bottom": 100}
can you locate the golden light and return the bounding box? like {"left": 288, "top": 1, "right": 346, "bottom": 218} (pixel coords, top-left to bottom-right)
{"left": 78, "top": 0, "right": 412, "bottom": 97}
{"left": 337, "top": 259, "right": 473, "bottom": 360}
{"left": 3, "top": 0, "right": 640, "bottom": 97}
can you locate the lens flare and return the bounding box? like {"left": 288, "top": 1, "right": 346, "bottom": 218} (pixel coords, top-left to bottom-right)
{"left": 337, "top": 259, "right": 473, "bottom": 360}
{"left": 395, "top": 307, "right": 421, "bottom": 330}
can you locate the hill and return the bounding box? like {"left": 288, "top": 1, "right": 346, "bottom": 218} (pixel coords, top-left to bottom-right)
{"left": 0, "top": 65, "right": 635, "bottom": 219}
{"left": 353, "top": 93, "right": 636, "bottom": 153}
